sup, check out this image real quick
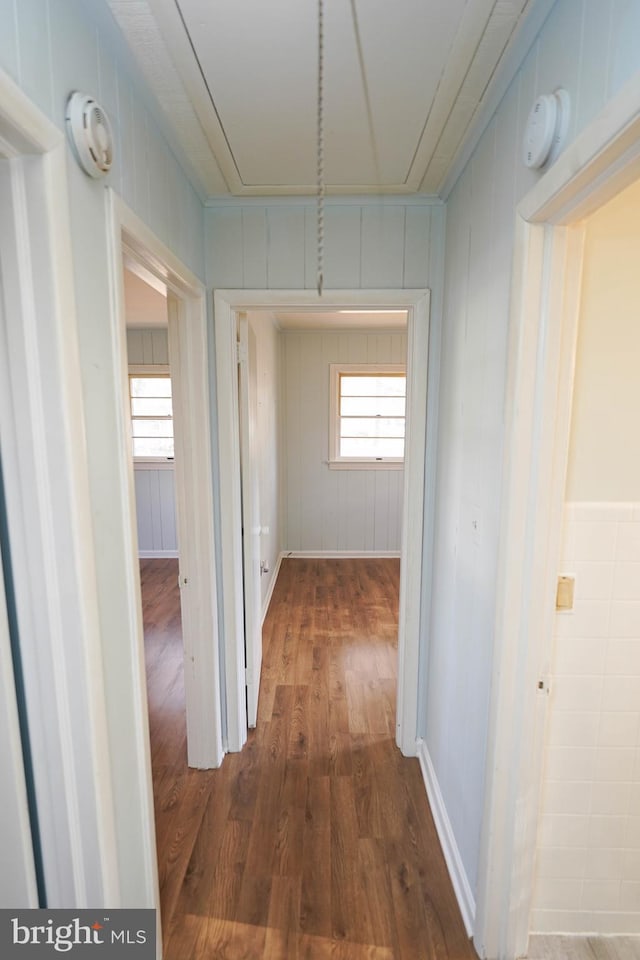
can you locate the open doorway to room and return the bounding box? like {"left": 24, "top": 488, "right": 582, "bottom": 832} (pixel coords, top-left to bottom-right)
{"left": 214, "top": 289, "right": 431, "bottom": 761}
{"left": 526, "top": 176, "right": 640, "bottom": 955}
{"left": 238, "top": 307, "right": 409, "bottom": 734}
{"left": 121, "top": 263, "right": 190, "bottom": 861}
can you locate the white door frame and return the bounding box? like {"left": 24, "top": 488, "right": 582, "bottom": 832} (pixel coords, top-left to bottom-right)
{"left": 0, "top": 67, "right": 120, "bottom": 906}
{"left": 107, "top": 193, "right": 224, "bottom": 771}
{"left": 214, "top": 288, "right": 430, "bottom": 755}
{"left": 474, "top": 74, "right": 640, "bottom": 960}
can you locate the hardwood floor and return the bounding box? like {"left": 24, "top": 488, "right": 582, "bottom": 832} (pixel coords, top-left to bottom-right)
{"left": 140, "top": 557, "right": 477, "bottom": 959}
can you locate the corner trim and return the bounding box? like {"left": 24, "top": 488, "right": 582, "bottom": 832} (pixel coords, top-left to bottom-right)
{"left": 416, "top": 738, "right": 475, "bottom": 938}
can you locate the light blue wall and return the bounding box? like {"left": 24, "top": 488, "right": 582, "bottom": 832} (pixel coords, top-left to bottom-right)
{"left": 430, "top": 0, "right": 640, "bottom": 912}
{"left": 0, "top": 0, "right": 205, "bottom": 279}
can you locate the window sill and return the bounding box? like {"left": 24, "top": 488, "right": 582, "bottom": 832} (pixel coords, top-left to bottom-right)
{"left": 328, "top": 459, "right": 404, "bottom": 471}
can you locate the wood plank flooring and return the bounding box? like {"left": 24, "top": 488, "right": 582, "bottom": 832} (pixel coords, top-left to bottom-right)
{"left": 141, "top": 557, "right": 477, "bottom": 960}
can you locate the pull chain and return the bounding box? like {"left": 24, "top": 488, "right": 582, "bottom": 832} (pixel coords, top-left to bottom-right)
{"left": 317, "top": 0, "right": 324, "bottom": 297}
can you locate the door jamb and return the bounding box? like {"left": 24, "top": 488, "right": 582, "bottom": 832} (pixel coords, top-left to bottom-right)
{"left": 107, "top": 193, "right": 224, "bottom": 771}
{"left": 213, "top": 288, "right": 430, "bottom": 756}
{"left": 474, "top": 74, "right": 640, "bottom": 959}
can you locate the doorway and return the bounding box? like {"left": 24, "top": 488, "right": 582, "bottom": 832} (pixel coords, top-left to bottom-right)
{"left": 108, "top": 195, "right": 223, "bottom": 772}
{"left": 214, "top": 289, "right": 431, "bottom": 758}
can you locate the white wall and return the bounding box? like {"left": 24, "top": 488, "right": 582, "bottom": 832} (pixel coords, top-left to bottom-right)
{"left": 531, "top": 178, "right": 640, "bottom": 935}
{"left": 282, "top": 328, "right": 406, "bottom": 554}
{"left": 0, "top": 0, "right": 206, "bottom": 908}
{"left": 246, "top": 312, "right": 283, "bottom": 610}
{"left": 431, "top": 0, "right": 640, "bottom": 917}
{"left": 127, "top": 327, "right": 178, "bottom": 557}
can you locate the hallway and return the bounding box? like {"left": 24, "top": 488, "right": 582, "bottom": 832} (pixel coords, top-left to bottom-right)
{"left": 142, "top": 557, "right": 476, "bottom": 959}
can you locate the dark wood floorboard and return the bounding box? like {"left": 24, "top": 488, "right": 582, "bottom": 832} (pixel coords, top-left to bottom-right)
{"left": 141, "top": 557, "right": 477, "bottom": 959}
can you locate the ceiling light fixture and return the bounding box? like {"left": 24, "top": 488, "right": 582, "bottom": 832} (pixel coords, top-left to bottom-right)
{"left": 316, "top": 0, "right": 325, "bottom": 297}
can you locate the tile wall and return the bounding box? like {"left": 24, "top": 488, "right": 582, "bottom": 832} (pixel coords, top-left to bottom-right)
{"left": 531, "top": 503, "right": 640, "bottom": 934}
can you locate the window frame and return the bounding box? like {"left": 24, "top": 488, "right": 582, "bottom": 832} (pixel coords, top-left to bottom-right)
{"left": 328, "top": 363, "right": 406, "bottom": 470}
{"left": 128, "top": 365, "right": 175, "bottom": 464}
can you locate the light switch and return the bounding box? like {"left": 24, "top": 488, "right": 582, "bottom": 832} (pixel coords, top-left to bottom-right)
{"left": 556, "top": 575, "right": 575, "bottom": 611}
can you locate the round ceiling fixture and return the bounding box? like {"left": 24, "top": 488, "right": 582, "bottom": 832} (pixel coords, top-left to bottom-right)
{"left": 65, "top": 91, "right": 114, "bottom": 179}
{"left": 523, "top": 88, "right": 570, "bottom": 169}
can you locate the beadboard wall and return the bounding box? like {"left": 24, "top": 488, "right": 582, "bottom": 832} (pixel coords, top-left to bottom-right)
{"left": 430, "top": 0, "right": 640, "bottom": 915}
{"left": 127, "top": 327, "right": 177, "bottom": 557}
{"left": 531, "top": 503, "right": 640, "bottom": 935}
{"left": 206, "top": 199, "right": 443, "bottom": 291}
{"left": 282, "top": 329, "right": 407, "bottom": 554}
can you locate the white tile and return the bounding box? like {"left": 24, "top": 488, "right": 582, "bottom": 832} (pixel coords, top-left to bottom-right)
{"left": 594, "top": 748, "right": 636, "bottom": 782}
{"left": 591, "top": 781, "right": 631, "bottom": 816}
{"left": 599, "top": 712, "right": 640, "bottom": 748}
{"left": 588, "top": 814, "right": 628, "bottom": 848}
{"left": 634, "top": 506, "right": 640, "bottom": 522}
{"left": 602, "top": 677, "right": 640, "bottom": 713}
{"left": 555, "top": 600, "right": 611, "bottom": 640}
{"left": 546, "top": 748, "right": 596, "bottom": 783}
{"left": 541, "top": 780, "right": 592, "bottom": 816}
{"left": 606, "top": 640, "right": 640, "bottom": 676}
{"left": 537, "top": 814, "right": 590, "bottom": 849}
{"left": 533, "top": 877, "right": 584, "bottom": 910}
{"left": 592, "top": 912, "right": 640, "bottom": 935}
{"left": 560, "top": 520, "right": 577, "bottom": 563}
{"left": 581, "top": 879, "right": 622, "bottom": 911}
{"left": 628, "top": 818, "right": 640, "bottom": 849}
{"left": 617, "top": 524, "right": 640, "bottom": 563}
{"left": 535, "top": 846, "right": 587, "bottom": 879}
{"left": 552, "top": 676, "right": 604, "bottom": 712}
{"left": 573, "top": 521, "right": 618, "bottom": 562}
{"left": 620, "top": 881, "right": 640, "bottom": 911}
{"left": 572, "top": 561, "right": 615, "bottom": 601}
{"left": 614, "top": 563, "right": 640, "bottom": 601}
{"left": 630, "top": 783, "right": 640, "bottom": 810}
{"left": 548, "top": 711, "right": 600, "bottom": 748}
{"left": 623, "top": 849, "right": 640, "bottom": 881}
{"left": 567, "top": 503, "right": 635, "bottom": 523}
{"left": 528, "top": 909, "right": 594, "bottom": 934}
{"left": 610, "top": 602, "right": 640, "bottom": 639}
{"left": 552, "top": 637, "right": 607, "bottom": 676}
{"left": 584, "top": 847, "right": 626, "bottom": 880}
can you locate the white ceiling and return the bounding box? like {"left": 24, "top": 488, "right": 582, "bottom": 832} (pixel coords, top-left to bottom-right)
{"left": 269, "top": 309, "right": 408, "bottom": 331}
{"left": 107, "top": 0, "right": 546, "bottom": 199}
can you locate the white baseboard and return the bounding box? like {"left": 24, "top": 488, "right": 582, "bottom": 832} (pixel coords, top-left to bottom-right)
{"left": 138, "top": 550, "right": 179, "bottom": 559}
{"left": 416, "top": 739, "right": 475, "bottom": 937}
{"left": 283, "top": 550, "right": 401, "bottom": 559}
{"left": 261, "top": 552, "right": 284, "bottom": 625}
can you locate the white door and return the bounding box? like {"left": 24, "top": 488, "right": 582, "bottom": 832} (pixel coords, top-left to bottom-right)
{"left": 238, "top": 316, "right": 262, "bottom": 727}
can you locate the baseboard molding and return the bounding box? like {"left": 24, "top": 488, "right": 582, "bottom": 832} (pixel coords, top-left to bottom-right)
{"left": 283, "top": 550, "right": 401, "bottom": 559}
{"left": 138, "top": 550, "right": 179, "bottom": 559}
{"left": 261, "top": 552, "right": 284, "bottom": 625}
{"left": 416, "top": 739, "right": 475, "bottom": 937}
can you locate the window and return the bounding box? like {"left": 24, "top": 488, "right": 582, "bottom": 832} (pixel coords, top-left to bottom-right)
{"left": 329, "top": 363, "right": 406, "bottom": 468}
{"left": 129, "top": 372, "right": 174, "bottom": 459}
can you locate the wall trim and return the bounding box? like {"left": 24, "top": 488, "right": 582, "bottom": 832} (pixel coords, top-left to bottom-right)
{"left": 417, "top": 739, "right": 475, "bottom": 937}
{"left": 261, "top": 552, "right": 284, "bottom": 626}
{"left": 284, "top": 550, "right": 402, "bottom": 559}
{"left": 138, "top": 550, "right": 179, "bottom": 559}
{"left": 206, "top": 194, "right": 444, "bottom": 209}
